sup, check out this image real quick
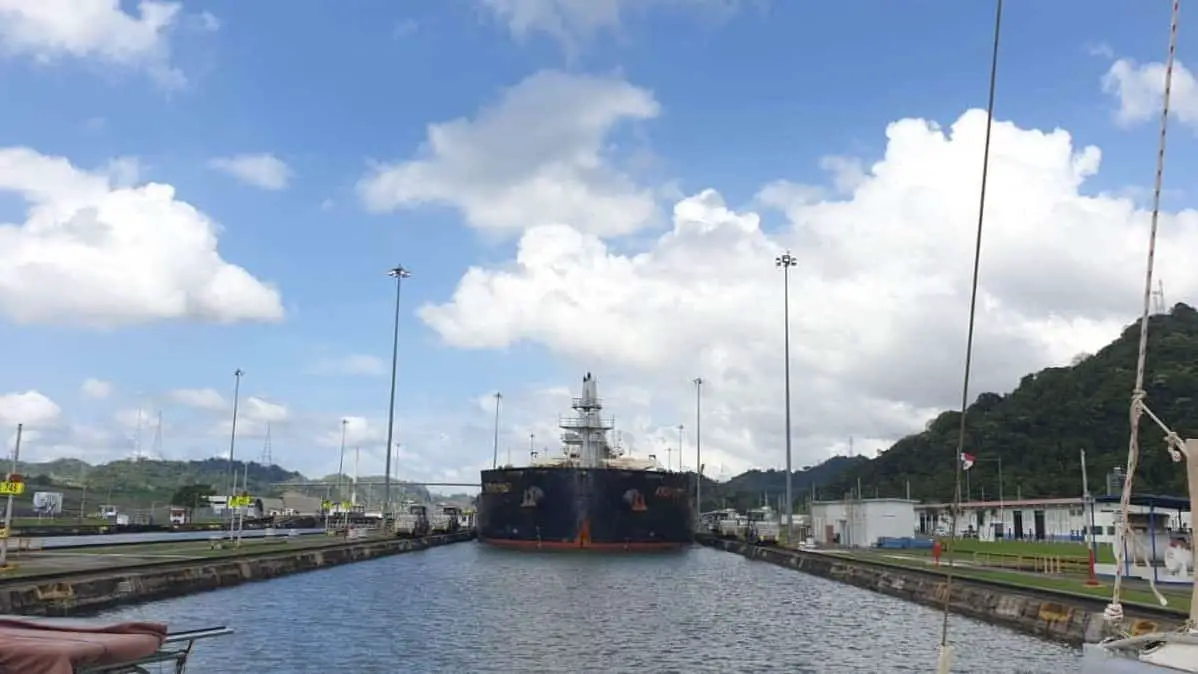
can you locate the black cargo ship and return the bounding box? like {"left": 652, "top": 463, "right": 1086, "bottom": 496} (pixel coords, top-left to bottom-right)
{"left": 478, "top": 373, "right": 694, "bottom": 551}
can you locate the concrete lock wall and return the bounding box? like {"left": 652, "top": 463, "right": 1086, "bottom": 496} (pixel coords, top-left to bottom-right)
{"left": 696, "top": 535, "right": 1183, "bottom": 645}
{"left": 0, "top": 531, "right": 475, "bottom": 617}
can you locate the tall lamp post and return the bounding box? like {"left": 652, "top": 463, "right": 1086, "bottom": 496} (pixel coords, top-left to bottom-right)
{"left": 383, "top": 265, "right": 411, "bottom": 518}
{"left": 693, "top": 377, "right": 703, "bottom": 516}
{"left": 336, "top": 418, "right": 348, "bottom": 502}
{"left": 676, "top": 424, "right": 684, "bottom": 471}
{"left": 776, "top": 250, "right": 797, "bottom": 540}
{"left": 226, "top": 368, "right": 244, "bottom": 524}
{"left": 491, "top": 392, "right": 502, "bottom": 468}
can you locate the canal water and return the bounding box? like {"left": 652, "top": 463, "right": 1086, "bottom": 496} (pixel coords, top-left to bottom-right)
{"left": 101, "top": 543, "right": 1082, "bottom": 673}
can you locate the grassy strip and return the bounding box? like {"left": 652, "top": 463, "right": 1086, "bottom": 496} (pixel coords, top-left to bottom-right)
{"left": 940, "top": 538, "right": 1117, "bottom": 563}
{"left": 845, "top": 551, "right": 1188, "bottom": 614}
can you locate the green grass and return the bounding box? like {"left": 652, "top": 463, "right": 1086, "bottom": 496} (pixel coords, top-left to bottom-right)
{"left": 8, "top": 518, "right": 112, "bottom": 528}
{"left": 937, "top": 538, "right": 1117, "bottom": 564}
{"left": 849, "top": 550, "right": 1188, "bottom": 614}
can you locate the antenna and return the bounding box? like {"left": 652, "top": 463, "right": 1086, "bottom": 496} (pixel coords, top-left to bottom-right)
{"left": 261, "top": 423, "right": 273, "bottom": 465}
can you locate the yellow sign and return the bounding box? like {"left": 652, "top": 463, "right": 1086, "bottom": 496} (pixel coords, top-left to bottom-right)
{"left": 0, "top": 481, "right": 25, "bottom": 496}
{"left": 229, "top": 495, "right": 253, "bottom": 507}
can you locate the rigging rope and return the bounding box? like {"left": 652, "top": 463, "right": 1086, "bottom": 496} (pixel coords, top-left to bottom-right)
{"left": 1106, "top": 0, "right": 1183, "bottom": 626}
{"left": 937, "top": 2, "right": 1004, "bottom": 671}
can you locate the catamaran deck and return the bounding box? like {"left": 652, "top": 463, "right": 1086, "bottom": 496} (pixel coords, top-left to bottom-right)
{"left": 0, "top": 615, "right": 231, "bottom": 673}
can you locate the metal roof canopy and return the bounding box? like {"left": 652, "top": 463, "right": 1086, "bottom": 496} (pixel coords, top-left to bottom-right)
{"left": 1094, "top": 493, "right": 1190, "bottom": 511}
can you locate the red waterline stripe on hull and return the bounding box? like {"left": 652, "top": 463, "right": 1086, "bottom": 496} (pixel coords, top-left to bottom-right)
{"left": 480, "top": 537, "right": 687, "bottom": 552}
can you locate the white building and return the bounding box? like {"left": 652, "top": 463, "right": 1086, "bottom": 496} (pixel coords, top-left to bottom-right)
{"left": 914, "top": 497, "right": 1191, "bottom": 546}
{"left": 810, "top": 498, "right": 917, "bottom": 547}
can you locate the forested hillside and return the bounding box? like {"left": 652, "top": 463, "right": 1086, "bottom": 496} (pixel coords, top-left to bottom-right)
{"left": 818, "top": 303, "right": 1198, "bottom": 502}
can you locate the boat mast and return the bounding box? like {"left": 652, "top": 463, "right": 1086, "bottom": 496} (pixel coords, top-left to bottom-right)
{"left": 559, "top": 372, "right": 615, "bottom": 468}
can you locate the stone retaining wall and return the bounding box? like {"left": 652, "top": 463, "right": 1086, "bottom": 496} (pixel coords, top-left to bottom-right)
{"left": 0, "top": 531, "right": 475, "bottom": 616}
{"left": 697, "top": 535, "right": 1181, "bottom": 645}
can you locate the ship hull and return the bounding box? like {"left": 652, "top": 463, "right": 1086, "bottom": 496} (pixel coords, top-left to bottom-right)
{"left": 477, "top": 467, "right": 694, "bottom": 550}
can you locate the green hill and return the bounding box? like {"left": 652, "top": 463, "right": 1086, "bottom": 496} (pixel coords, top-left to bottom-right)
{"left": 18, "top": 457, "right": 302, "bottom": 497}
{"left": 815, "top": 302, "right": 1198, "bottom": 503}
{"left": 705, "top": 456, "right": 866, "bottom": 512}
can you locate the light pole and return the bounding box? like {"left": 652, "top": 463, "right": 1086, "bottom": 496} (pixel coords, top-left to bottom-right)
{"left": 693, "top": 377, "right": 703, "bottom": 516}
{"left": 676, "top": 424, "right": 684, "bottom": 471}
{"left": 776, "top": 250, "right": 797, "bottom": 540}
{"left": 336, "top": 418, "right": 348, "bottom": 503}
{"left": 491, "top": 392, "right": 502, "bottom": 468}
{"left": 226, "top": 368, "right": 244, "bottom": 524}
{"left": 529, "top": 432, "right": 535, "bottom": 463}
{"left": 383, "top": 265, "right": 411, "bottom": 517}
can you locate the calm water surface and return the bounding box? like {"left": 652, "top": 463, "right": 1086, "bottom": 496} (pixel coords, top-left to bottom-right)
{"left": 101, "top": 542, "right": 1083, "bottom": 673}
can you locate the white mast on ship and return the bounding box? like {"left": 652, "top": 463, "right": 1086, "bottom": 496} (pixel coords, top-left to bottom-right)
{"left": 559, "top": 373, "right": 616, "bottom": 468}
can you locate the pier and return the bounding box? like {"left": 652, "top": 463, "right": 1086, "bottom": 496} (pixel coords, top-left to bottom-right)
{"left": 0, "top": 530, "right": 475, "bottom": 616}
{"left": 694, "top": 534, "right": 1186, "bottom": 645}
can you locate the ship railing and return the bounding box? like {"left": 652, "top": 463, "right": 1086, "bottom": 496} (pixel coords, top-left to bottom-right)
{"left": 79, "top": 625, "right": 233, "bottom": 673}
{"left": 570, "top": 396, "right": 604, "bottom": 409}
{"left": 558, "top": 415, "right": 615, "bottom": 430}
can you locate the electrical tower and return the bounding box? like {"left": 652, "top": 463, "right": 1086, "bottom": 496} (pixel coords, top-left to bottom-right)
{"left": 132, "top": 408, "right": 145, "bottom": 461}
{"left": 261, "top": 423, "right": 273, "bottom": 466}
{"left": 1152, "top": 279, "right": 1166, "bottom": 314}
{"left": 151, "top": 411, "right": 163, "bottom": 459}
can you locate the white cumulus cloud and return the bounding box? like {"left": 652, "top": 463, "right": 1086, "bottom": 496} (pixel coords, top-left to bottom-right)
{"left": 0, "top": 147, "right": 284, "bottom": 328}
{"left": 208, "top": 153, "right": 292, "bottom": 191}
{"left": 80, "top": 378, "right": 112, "bottom": 399}
{"left": 358, "top": 70, "right": 661, "bottom": 237}
{"left": 0, "top": 0, "right": 190, "bottom": 85}
{"left": 1101, "top": 57, "right": 1198, "bottom": 129}
{"left": 0, "top": 391, "right": 62, "bottom": 428}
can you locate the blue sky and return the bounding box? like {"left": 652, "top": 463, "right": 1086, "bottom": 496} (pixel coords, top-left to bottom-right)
{"left": 0, "top": 0, "right": 1195, "bottom": 491}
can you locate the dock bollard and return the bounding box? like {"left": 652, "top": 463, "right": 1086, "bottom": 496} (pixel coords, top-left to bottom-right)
{"left": 1085, "top": 548, "right": 1101, "bottom": 586}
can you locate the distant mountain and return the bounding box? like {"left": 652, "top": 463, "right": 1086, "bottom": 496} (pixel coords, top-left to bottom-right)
{"left": 819, "top": 303, "right": 1198, "bottom": 502}
{"left": 19, "top": 457, "right": 303, "bottom": 497}
{"left": 707, "top": 456, "right": 866, "bottom": 512}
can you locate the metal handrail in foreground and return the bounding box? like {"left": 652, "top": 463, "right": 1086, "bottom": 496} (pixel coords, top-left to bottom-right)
{"left": 77, "top": 625, "right": 233, "bottom": 674}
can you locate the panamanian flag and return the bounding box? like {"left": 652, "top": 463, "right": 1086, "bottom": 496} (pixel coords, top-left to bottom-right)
{"left": 960, "top": 452, "right": 976, "bottom": 471}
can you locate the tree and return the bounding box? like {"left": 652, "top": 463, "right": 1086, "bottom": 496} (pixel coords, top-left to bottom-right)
{"left": 170, "top": 483, "right": 216, "bottom": 518}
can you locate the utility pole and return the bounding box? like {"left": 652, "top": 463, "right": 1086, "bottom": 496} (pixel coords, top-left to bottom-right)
{"left": 693, "top": 377, "right": 704, "bottom": 518}
{"left": 491, "top": 392, "right": 502, "bottom": 469}
{"left": 336, "top": 418, "right": 348, "bottom": 502}
{"left": 529, "top": 433, "right": 535, "bottom": 463}
{"left": 0, "top": 424, "right": 23, "bottom": 568}
{"left": 226, "top": 368, "right": 243, "bottom": 526}
{"left": 776, "top": 249, "right": 798, "bottom": 537}
{"left": 383, "top": 264, "right": 411, "bottom": 518}
{"left": 676, "top": 424, "right": 684, "bottom": 471}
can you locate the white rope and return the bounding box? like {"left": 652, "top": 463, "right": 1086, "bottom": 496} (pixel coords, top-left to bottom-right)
{"left": 1106, "top": 0, "right": 1182, "bottom": 626}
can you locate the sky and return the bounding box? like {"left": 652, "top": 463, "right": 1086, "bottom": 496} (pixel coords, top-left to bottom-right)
{"left": 0, "top": 0, "right": 1197, "bottom": 495}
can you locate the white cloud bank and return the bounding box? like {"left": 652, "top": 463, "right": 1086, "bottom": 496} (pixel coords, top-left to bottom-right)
{"left": 0, "top": 0, "right": 204, "bottom": 86}
{"left": 0, "top": 147, "right": 285, "bottom": 328}
{"left": 358, "top": 69, "right": 1198, "bottom": 476}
